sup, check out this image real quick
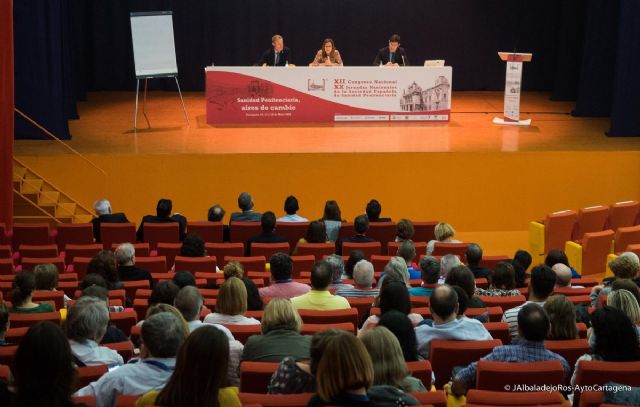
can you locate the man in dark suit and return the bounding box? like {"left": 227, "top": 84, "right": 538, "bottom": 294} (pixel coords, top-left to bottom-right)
{"left": 230, "top": 192, "right": 262, "bottom": 223}
{"left": 91, "top": 199, "right": 129, "bottom": 243}
{"left": 373, "top": 34, "right": 409, "bottom": 66}
{"left": 338, "top": 214, "right": 377, "bottom": 254}
{"left": 246, "top": 211, "right": 288, "bottom": 255}
{"left": 366, "top": 199, "right": 392, "bottom": 222}
{"left": 257, "top": 34, "right": 292, "bottom": 67}
{"left": 136, "top": 198, "right": 187, "bottom": 242}
{"left": 114, "top": 243, "right": 153, "bottom": 288}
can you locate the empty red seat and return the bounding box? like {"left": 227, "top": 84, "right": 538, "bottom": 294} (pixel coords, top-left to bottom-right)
{"left": 275, "top": 222, "right": 310, "bottom": 252}
{"left": 55, "top": 224, "right": 94, "bottom": 251}
{"left": 432, "top": 242, "right": 469, "bottom": 261}
{"left": 224, "top": 256, "right": 265, "bottom": 272}
{"left": 74, "top": 365, "right": 107, "bottom": 391}
{"left": 121, "top": 280, "right": 150, "bottom": 302}
{"left": 205, "top": 242, "right": 244, "bottom": 265}
{"left": 300, "top": 322, "right": 356, "bottom": 335}
{"left": 239, "top": 392, "right": 314, "bottom": 407}
{"left": 476, "top": 360, "right": 565, "bottom": 391}
{"left": 100, "top": 223, "right": 136, "bottom": 249}
{"left": 143, "top": 223, "right": 180, "bottom": 249}
{"left": 223, "top": 324, "right": 261, "bottom": 345}
{"left": 9, "top": 311, "right": 61, "bottom": 328}
{"left": 250, "top": 242, "right": 290, "bottom": 259}
{"left": 18, "top": 244, "right": 58, "bottom": 259}
{"left": 229, "top": 222, "right": 261, "bottom": 244}
{"left": 428, "top": 339, "right": 502, "bottom": 388}
{"left": 64, "top": 243, "right": 102, "bottom": 266}
{"left": 294, "top": 242, "right": 335, "bottom": 259}
{"left": 103, "top": 341, "right": 134, "bottom": 362}
{"left": 0, "top": 258, "right": 15, "bottom": 275}
{"left": 478, "top": 295, "right": 527, "bottom": 311}
{"left": 20, "top": 256, "right": 65, "bottom": 273}
{"left": 134, "top": 256, "right": 167, "bottom": 274}
{"left": 572, "top": 205, "right": 609, "bottom": 242}
{"left": 342, "top": 242, "right": 381, "bottom": 259}
{"left": 11, "top": 223, "right": 51, "bottom": 251}
{"left": 573, "top": 360, "right": 640, "bottom": 405}
{"left": 239, "top": 361, "right": 280, "bottom": 392}
{"left": 291, "top": 255, "right": 315, "bottom": 278}
{"left": 544, "top": 339, "right": 589, "bottom": 375}
{"left": 479, "top": 256, "right": 511, "bottom": 270}
{"left": 613, "top": 224, "right": 640, "bottom": 254}
{"left": 406, "top": 359, "right": 433, "bottom": 388}
{"left": 174, "top": 256, "right": 217, "bottom": 273}
{"left": 109, "top": 311, "right": 138, "bottom": 336}
{"left": 186, "top": 221, "right": 224, "bottom": 243}
{"left": 0, "top": 245, "right": 11, "bottom": 259}
{"left": 483, "top": 322, "right": 511, "bottom": 345}
{"left": 297, "top": 308, "right": 358, "bottom": 328}
{"left": 608, "top": 200, "right": 640, "bottom": 230}
{"left": 155, "top": 243, "right": 182, "bottom": 268}
{"left": 366, "top": 222, "right": 396, "bottom": 253}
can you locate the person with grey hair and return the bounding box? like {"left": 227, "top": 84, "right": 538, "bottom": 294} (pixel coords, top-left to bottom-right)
{"left": 439, "top": 254, "right": 461, "bottom": 283}
{"left": 230, "top": 192, "right": 262, "bottom": 222}
{"left": 91, "top": 198, "right": 129, "bottom": 243}
{"left": 336, "top": 260, "right": 380, "bottom": 298}
{"left": 115, "top": 243, "right": 152, "bottom": 287}
{"left": 379, "top": 256, "right": 410, "bottom": 287}
{"left": 397, "top": 240, "right": 420, "bottom": 279}
{"left": 410, "top": 256, "right": 440, "bottom": 297}
{"left": 75, "top": 312, "right": 187, "bottom": 407}
{"left": 67, "top": 296, "right": 124, "bottom": 367}
{"left": 326, "top": 254, "right": 354, "bottom": 291}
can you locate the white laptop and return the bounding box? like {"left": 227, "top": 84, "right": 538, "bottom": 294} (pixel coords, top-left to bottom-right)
{"left": 424, "top": 60, "right": 445, "bottom": 67}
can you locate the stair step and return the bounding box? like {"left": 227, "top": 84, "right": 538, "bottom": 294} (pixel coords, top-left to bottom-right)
{"left": 56, "top": 202, "right": 77, "bottom": 218}
{"left": 13, "top": 166, "right": 26, "bottom": 182}
{"left": 73, "top": 214, "right": 94, "bottom": 223}
{"left": 21, "top": 178, "right": 43, "bottom": 194}
{"left": 39, "top": 190, "right": 60, "bottom": 205}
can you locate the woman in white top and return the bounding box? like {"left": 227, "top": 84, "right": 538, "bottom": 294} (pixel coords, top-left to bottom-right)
{"left": 67, "top": 296, "right": 124, "bottom": 367}
{"left": 426, "top": 222, "right": 461, "bottom": 256}
{"left": 204, "top": 277, "right": 260, "bottom": 325}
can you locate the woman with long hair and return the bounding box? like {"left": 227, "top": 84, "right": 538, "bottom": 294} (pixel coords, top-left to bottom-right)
{"left": 544, "top": 295, "right": 578, "bottom": 340}
{"left": 87, "top": 250, "right": 122, "bottom": 290}
{"left": 320, "top": 200, "right": 343, "bottom": 242}
{"left": 136, "top": 325, "right": 240, "bottom": 407}
{"left": 361, "top": 280, "right": 423, "bottom": 332}
{"left": 292, "top": 221, "right": 328, "bottom": 255}
{"left": 204, "top": 277, "right": 260, "bottom": 325}
{"left": 9, "top": 271, "right": 54, "bottom": 313}
{"left": 377, "top": 310, "right": 420, "bottom": 362}
{"left": 310, "top": 38, "right": 343, "bottom": 66}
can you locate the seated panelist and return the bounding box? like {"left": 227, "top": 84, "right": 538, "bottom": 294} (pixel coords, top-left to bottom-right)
{"left": 257, "top": 34, "right": 293, "bottom": 67}
{"left": 373, "top": 33, "right": 409, "bottom": 67}
{"left": 309, "top": 38, "right": 343, "bottom": 67}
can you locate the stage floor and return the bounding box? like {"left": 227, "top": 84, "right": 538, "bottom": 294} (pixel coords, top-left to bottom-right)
{"left": 14, "top": 91, "right": 640, "bottom": 156}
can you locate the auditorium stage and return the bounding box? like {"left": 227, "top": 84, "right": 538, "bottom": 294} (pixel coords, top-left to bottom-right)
{"left": 13, "top": 91, "right": 640, "bottom": 258}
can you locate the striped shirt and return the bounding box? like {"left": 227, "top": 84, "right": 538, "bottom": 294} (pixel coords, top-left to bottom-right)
{"left": 501, "top": 300, "right": 546, "bottom": 337}
{"left": 335, "top": 287, "right": 379, "bottom": 298}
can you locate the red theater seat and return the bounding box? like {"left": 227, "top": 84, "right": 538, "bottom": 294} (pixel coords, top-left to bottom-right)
{"left": 186, "top": 221, "right": 224, "bottom": 243}
{"left": 143, "top": 223, "right": 180, "bottom": 249}
{"left": 428, "top": 339, "right": 502, "bottom": 389}
{"left": 11, "top": 223, "right": 51, "bottom": 251}
{"left": 64, "top": 243, "right": 103, "bottom": 266}
{"left": 101, "top": 223, "right": 136, "bottom": 249}
{"left": 174, "top": 256, "right": 217, "bottom": 273}
{"left": 342, "top": 242, "right": 381, "bottom": 259}
{"left": 155, "top": 243, "right": 182, "bottom": 268}
{"left": 224, "top": 256, "right": 266, "bottom": 272}
{"left": 229, "top": 222, "right": 261, "bottom": 244}
{"left": 294, "top": 242, "right": 335, "bottom": 259}
{"left": 55, "top": 224, "right": 94, "bottom": 251}
{"left": 276, "top": 222, "right": 309, "bottom": 252}
{"left": 432, "top": 242, "right": 469, "bottom": 261}
{"left": 297, "top": 308, "right": 358, "bottom": 328}
{"left": 250, "top": 242, "right": 290, "bottom": 259}
{"left": 205, "top": 242, "right": 244, "bottom": 265}
{"left": 475, "top": 360, "right": 565, "bottom": 391}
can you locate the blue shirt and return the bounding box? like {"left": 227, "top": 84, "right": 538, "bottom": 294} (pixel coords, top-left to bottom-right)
{"left": 409, "top": 286, "right": 434, "bottom": 297}
{"left": 407, "top": 266, "right": 421, "bottom": 280}
{"left": 415, "top": 317, "right": 493, "bottom": 359}
{"left": 455, "top": 338, "right": 570, "bottom": 388}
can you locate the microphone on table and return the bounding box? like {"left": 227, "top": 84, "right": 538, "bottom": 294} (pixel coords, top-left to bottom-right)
{"left": 401, "top": 55, "right": 406, "bottom": 66}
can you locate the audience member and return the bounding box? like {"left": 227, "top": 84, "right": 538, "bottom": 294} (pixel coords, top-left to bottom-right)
{"left": 445, "top": 265, "right": 485, "bottom": 308}
{"left": 450, "top": 303, "right": 569, "bottom": 397}
{"left": 365, "top": 199, "right": 391, "bottom": 222}
{"left": 75, "top": 312, "right": 187, "bottom": 407}
{"left": 291, "top": 260, "right": 350, "bottom": 310}
{"left": 222, "top": 261, "right": 263, "bottom": 311}
{"left": 379, "top": 256, "right": 410, "bottom": 287}
{"left": 34, "top": 262, "right": 71, "bottom": 307}
{"left": 591, "top": 255, "right": 639, "bottom": 307}
{"left": 242, "top": 298, "right": 311, "bottom": 362}
{"left": 466, "top": 243, "right": 492, "bottom": 279}
{"left": 137, "top": 198, "right": 187, "bottom": 241}
{"left": 415, "top": 285, "right": 492, "bottom": 358}
{"left": 611, "top": 279, "right": 640, "bottom": 304}
{"left": 439, "top": 254, "right": 461, "bottom": 282}
{"left": 361, "top": 281, "right": 423, "bottom": 331}
{"left": 426, "top": 222, "right": 461, "bottom": 256}
{"left": 570, "top": 306, "right": 640, "bottom": 386}
{"left": 9, "top": 271, "right": 54, "bottom": 314}
{"left": 336, "top": 260, "right": 379, "bottom": 298}
{"left": 552, "top": 263, "right": 574, "bottom": 288}
{"left": 205, "top": 277, "right": 260, "bottom": 325}
{"left": 259, "top": 253, "right": 310, "bottom": 299}
{"left": 0, "top": 321, "right": 88, "bottom": 407}
{"left": 0, "top": 302, "right": 9, "bottom": 346}
{"left": 292, "top": 221, "right": 328, "bottom": 255}
{"left": 607, "top": 289, "right": 640, "bottom": 329}
{"left": 91, "top": 198, "right": 129, "bottom": 243}
{"left": 78, "top": 285, "right": 128, "bottom": 344}
{"left": 142, "top": 304, "right": 191, "bottom": 339}
{"left": 397, "top": 240, "right": 420, "bottom": 279}
{"left": 409, "top": 256, "right": 440, "bottom": 297}
{"left": 512, "top": 250, "right": 532, "bottom": 288}
{"left": 149, "top": 280, "right": 180, "bottom": 307}
{"left": 87, "top": 250, "right": 122, "bottom": 290}
{"left": 339, "top": 214, "right": 376, "bottom": 254}
{"left": 544, "top": 295, "right": 578, "bottom": 340}
{"left": 278, "top": 195, "right": 308, "bottom": 222}
{"left": 174, "top": 286, "right": 230, "bottom": 337}
{"left": 326, "top": 254, "right": 354, "bottom": 291}
{"left": 172, "top": 270, "right": 196, "bottom": 288}
{"left": 378, "top": 310, "right": 420, "bottom": 361}
{"left": 246, "top": 211, "right": 288, "bottom": 255}
{"left": 475, "top": 262, "right": 520, "bottom": 296}
{"left": 395, "top": 219, "right": 414, "bottom": 242}
{"left": 207, "top": 204, "right": 225, "bottom": 221}
{"left": 179, "top": 233, "right": 206, "bottom": 257}
{"left": 114, "top": 243, "right": 152, "bottom": 287}
{"left": 502, "top": 264, "right": 556, "bottom": 337}
{"left": 136, "top": 326, "right": 240, "bottom": 407}
{"left": 344, "top": 250, "right": 366, "bottom": 279}
{"left": 67, "top": 296, "right": 124, "bottom": 367}
{"left": 545, "top": 249, "right": 580, "bottom": 278}
{"left": 230, "top": 192, "right": 261, "bottom": 222}
{"left": 361, "top": 326, "right": 426, "bottom": 392}
{"left": 320, "top": 200, "right": 343, "bottom": 242}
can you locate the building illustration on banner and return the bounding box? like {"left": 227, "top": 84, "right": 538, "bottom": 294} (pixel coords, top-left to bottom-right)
{"left": 400, "top": 76, "right": 450, "bottom": 112}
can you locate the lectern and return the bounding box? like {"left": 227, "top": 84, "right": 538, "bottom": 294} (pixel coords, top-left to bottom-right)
{"left": 493, "top": 52, "right": 533, "bottom": 126}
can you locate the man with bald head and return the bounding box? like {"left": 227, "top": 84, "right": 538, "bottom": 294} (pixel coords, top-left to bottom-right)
{"left": 552, "top": 263, "right": 574, "bottom": 288}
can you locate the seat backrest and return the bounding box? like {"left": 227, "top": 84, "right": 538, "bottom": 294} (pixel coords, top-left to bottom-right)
{"left": 205, "top": 242, "right": 244, "bottom": 265}
{"left": 291, "top": 255, "right": 315, "bottom": 278}
{"left": 223, "top": 324, "right": 262, "bottom": 345}
{"left": 133, "top": 256, "right": 167, "bottom": 274}
{"left": 406, "top": 359, "right": 433, "bottom": 388}
{"left": 432, "top": 242, "right": 469, "bottom": 261}
{"left": 109, "top": 311, "right": 138, "bottom": 336}
{"left": 155, "top": 243, "right": 182, "bottom": 268}
{"left": 0, "top": 245, "right": 11, "bottom": 259}
{"left": 478, "top": 295, "right": 527, "bottom": 311}
{"left": 229, "top": 222, "right": 262, "bottom": 243}
{"left": 342, "top": 242, "right": 381, "bottom": 259}
{"left": 20, "top": 256, "right": 65, "bottom": 273}
{"left": 626, "top": 243, "right": 640, "bottom": 256}
{"left": 64, "top": 243, "right": 103, "bottom": 265}
{"left": 186, "top": 221, "right": 224, "bottom": 243}
{"left": 103, "top": 341, "right": 134, "bottom": 363}
{"left": 110, "top": 242, "right": 150, "bottom": 257}
{"left": 337, "top": 222, "right": 355, "bottom": 242}
{"left": 428, "top": 339, "right": 502, "bottom": 389}
{"left": 32, "top": 290, "right": 65, "bottom": 310}
{"left": 301, "top": 322, "right": 356, "bottom": 335}
{"left": 608, "top": 200, "right": 640, "bottom": 231}
{"left": 544, "top": 339, "right": 589, "bottom": 375}
{"left": 544, "top": 210, "right": 578, "bottom": 254}
{"left": 174, "top": 256, "right": 217, "bottom": 273}
{"left": 56, "top": 224, "right": 94, "bottom": 250}
{"left": 240, "top": 361, "right": 281, "bottom": 393}
{"left": 18, "top": 244, "right": 58, "bottom": 259}
{"left": 346, "top": 297, "right": 373, "bottom": 323}
{"left": 466, "top": 307, "right": 504, "bottom": 322}
{"left": 552, "top": 287, "right": 592, "bottom": 296}
{"left": 387, "top": 241, "right": 427, "bottom": 256}
{"left": 276, "top": 222, "right": 310, "bottom": 252}
{"left": 482, "top": 322, "right": 511, "bottom": 345}
{"left": 0, "top": 346, "right": 18, "bottom": 369}
{"left": 121, "top": 280, "right": 151, "bottom": 302}
{"left": 476, "top": 360, "right": 565, "bottom": 391}
{"left": 412, "top": 222, "right": 438, "bottom": 243}
{"left": 466, "top": 389, "right": 564, "bottom": 406}
{"left": 573, "top": 205, "right": 609, "bottom": 242}
{"left": 370, "top": 254, "right": 394, "bottom": 272}
{"left": 614, "top": 224, "right": 640, "bottom": 254}
{"left": 0, "top": 258, "right": 14, "bottom": 275}
{"left": 297, "top": 308, "right": 359, "bottom": 327}
{"left": 250, "top": 242, "right": 290, "bottom": 259}
{"left": 100, "top": 223, "right": 136, "bottom": 250}
{"left": 224, "top": 256, "right": 266, "bottom": 272}
{"left": 574, "top": 360, "right": 640, "bottom": 403}
{"left": 9, "top": 311, "right": 61, "bottom": 328}
{"left": 294, "top": 242, "right": 335, "bottom": 259}
{"left": 366, "top": 222, "right": 396, "bottom": 253}
{"left": 478, "top": 256, "right": 511, "bottom": 271}
{"left": 11, "top": 223, "right": 50, "bottom": 251}
{"left": 239, "top": 392, "right": 314, "bottom": 407}
{"left": 143, "top": 223, "right": 180, "bottom": 249}
{"left": 581, "top": 229, "right": 615, "bottom": 276}
{"left": 74, "top": 364, "right": 108, "bottom": 391}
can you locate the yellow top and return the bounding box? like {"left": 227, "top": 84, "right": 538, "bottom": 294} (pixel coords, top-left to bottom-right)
{"left": 291, "top": 289, "right": 351, "bottom": 310}
{"left": 135, "top": 386, "right": 241, "bottom": 407}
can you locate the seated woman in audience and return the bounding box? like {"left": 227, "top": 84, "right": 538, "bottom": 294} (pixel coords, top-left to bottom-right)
{"left": 426, "top": 222, "right": 461, "bottom": 256}
{"left": 377, "top": 310, "right": 420, "bottom": 361}
{"left": 512, "top": 250, "right": 532, "bottom": 288}
{"left": 445, "top": 266, "right": 485, "bottom": 308}
{"left": 222, "top": 261, "right": 263, "bottom": 310}
{"left": 0, "top": 321, "right": 90, "bottom": 407}
{"left": 169, "top": 233, "right": 206, "bottom": 271}
{"left": 67, "top": 296, "right": 124, "bottom": 367}
{"left": 320, "top": 200, "right": 344, "bottom": 242}
{"left": 344, "top": 250, "right": 366, "bottom": 279}
{"left": 309, "top": 38, "right": 343, "bottom": 66}
{"left": 292, "top": 221, "right": 329, "bottom": 255}
{"left": 378, "top": 257, "right": 410, "bottom": 287}
{"left": 571, "top": 306, "right": 640, "bottom": 386}
{"left": 87, "top": 250, "right": 123, "bottom": 290}
{"left": 34, "top": 263, "right": 71, "bottom": 307}
{"left": 475, "top": 262, "right": 521, "bottom": 297}
{"left": 9, "top": 271, "right": 54, "bottom": 313}
{"left": 136, "top": 325, "right": 241, "bottom": 407}
{"left": 149, "top": 280, "right": 180, "bottom": 307}
{"left": 268, "top": 329, "right": 342, "bottom": 394}
{"left": 242, "top": 298, "right": 310, "bottom": 362}
{"left": 360, "top": 326, "right": 427, "bottom": 392}
{"left": 544, "top": 294, "right": 579, "bottom": 340}
{"left": 607, "top": 289, "right": 640, "bottom": 334}
{"left": 590, "top": 254, "right": 639, "bottom": 307}
{"left": 0, "top": 302, "right": 10, "bottom": 346}
{"left": 361, "top": 280, "right": 423, "bottom": 332}
{"left": 395, "top": 219, "right": 415, "bottom": 243}
{"left": 204, "top": 277, "right": 260, "bottom": 325}
{"left": 308, "top": 330, "right": 418, "bottom": 407}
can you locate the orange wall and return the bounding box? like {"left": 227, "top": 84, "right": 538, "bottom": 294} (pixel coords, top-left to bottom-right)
{"left": 17, "top": 151, "right": 640, "bottom": 236}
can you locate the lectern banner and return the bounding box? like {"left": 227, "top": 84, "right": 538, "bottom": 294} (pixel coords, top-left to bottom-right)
{"left": 205, "top": 66, "right": 452, "bottom": 124}
{"left": 503, "top": 61, "right": 523, "bottom": 122}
